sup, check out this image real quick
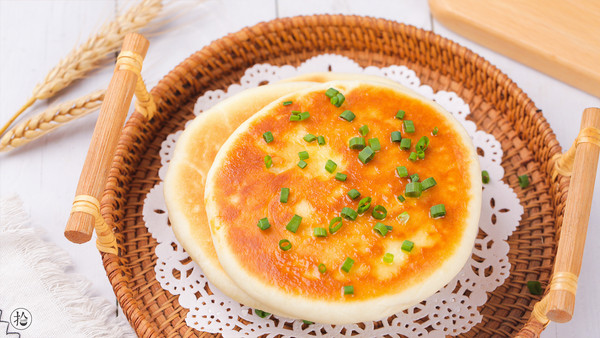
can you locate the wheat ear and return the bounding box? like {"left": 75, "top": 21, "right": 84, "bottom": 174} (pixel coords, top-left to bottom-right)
{"left": 0, "top": 0, "right": 162, "bottom": 136}
{"left": 0, "top": 90, "right": 105, "bottom": 152}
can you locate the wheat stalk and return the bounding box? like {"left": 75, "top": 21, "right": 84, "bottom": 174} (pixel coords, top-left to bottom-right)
{"left": 0, "top": 0, "right": 163, "bottom": 136}
{"left": 0, "top": 90, "right": 105, "bottom": 152}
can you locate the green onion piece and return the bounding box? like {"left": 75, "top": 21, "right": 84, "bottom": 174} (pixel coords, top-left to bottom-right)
{"left": 373, "top": 222, "right": 390, "bottom": 237}
{"left": 318, "top": 263, "right": 327, "bottom": 274}
{"left": 401, "top": 240, "right": 414, "bottom": 252}
{"left": 397, "top": 195, "right": 406, "bottom": 202}
{"left": 415, "top": 136, "right": 429, "bottom": 152}
{"left": 372, "top": 205, "right": 387, "bottom": 220}
{"left": 286, "top": 214, "right": 303, "bottom": 233}
{"left": 368, "top": 138, "right": 381, "bottom": 151}
{"left": 257, "top": 218, "right": 271, "bottom": 230}
{"left": 264, "top": 155, "right": 273, "bottom": 168}
{"left": 280, "top": 187, "right": 290, "bottom": 203}
{"left": 303, "top": 133, "right": 317, "bottom": 142}
{"left": 396, "top": 166, "right": 408, "bottom": 177}
{"left": 313, "top": 227, "right": 328, "bottom": 237}
{"left": 341, "top": 257, "right": 355, "bottom": 273}
{"left": 421, "top": 177, "right": 437, "bottom": 190}
{"left": 391, "top": 131, "right": 402, "bottom": 142}
{"left": 397, "top": 211, "right": 410, "bottom": 224}
{"left": 289, "top": 114, "right": 301, "bottom": 121}
{"left": 403, "top": 120, "right": 415, "bottom": 133}
{"left": 482, "top": 170, "right": 490, "bottom": 184}
{"left": 263, "top": 131, "right": 274, "bottom": 143}
{"left": 359, "top": 125, "right": 369, "bottom": 136}
{"left": 302, "top": 320, "right": 314, "bottom": 325}
{"left": 335, "top": 172, "right": 347, "bottom": 181}
{"left": 298, "top": 151, "right": 309, "bottom": 160}
{"left": 317, "top": 135, "right": 326, "bottom": 145}
{"left": 325, "top": 159, "right": 337, "bottom": 173}
{"left": 255, "top": 309, "right": 270, "bottom": 318}
{"left": 527, "top": 280, "right": 543, "bottom": 295}
{"left": 383, "top": 253, "right": 394, "bottom": 264}
{"left": 408, "top": 152, "right": 418, "bottom": 162}
{"left": 430, "top": 204, "right": 446, "bottom": 218}
{"left": 432, "top": 127, "right": 439, "bottom": 135}
{"left": 299, "top": 111, "right": 310, "bottom": 120}
{"left": 357, "top": 197, "right": 372, "bottom": 214}
{"left": 417, "top": 150, "right": 425, "bottom": 160}
{"left": 405, "top": 182, "right": 422, "bottom": 198}
{"left": 395, "top": 110, "right": 406, "bottom": 119}
{"left": 519, "top": 174, "right": 530, "bottom": 188}
{"left": 341, "top": 207, "right": 358, "bottom": 221}
{"left": 400, "top": 138, "right": 411, "bottom": 150}
{"left": 329, "top": 217, "right": 343, "bottom": 234}
{"left": 349, "top": 137, "right": 366, "bottom": 150}
{"left": 343, "top": 285, "right": 354, "bottom": 295}
{"left": 386, "top": 225, "right": 393, "bottom": 231}
{"left": 347, "top": 189, "right": 361, "bottom": 200}
{"left": 278, "top": 239, "right": 292, "bottom": 251}
{"left": 410, "top": 173, "right": 420, "bottom": 182}
{"left": 358, "top": 146, "right": 375, "bottom": 164}
{"left": 291, "top": 110, "right": 301, "bottom": 115}
{"left": 297, "top": 160, "right": 307, "bottom": 169}
{"left": 325, "top": 88, "right": 339, "bottom": 98}
{"left": 283, "top": 101, "right": 293, "bottom": 106}
{"left": 331, "top": 92, "right": 345, "bottom": 107}
{"left": 340, "top": 110, "right": 355, "bottom": 121}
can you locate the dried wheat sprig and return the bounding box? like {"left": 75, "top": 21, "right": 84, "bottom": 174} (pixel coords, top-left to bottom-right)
{"left": 0, "top": 90, "right": 105, "bottom": 152}
{"left": 0, "top": 0, "right": 162, "bottom": 137}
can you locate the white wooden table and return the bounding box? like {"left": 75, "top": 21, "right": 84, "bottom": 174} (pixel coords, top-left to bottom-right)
{"left": 1, "top": 1, "right": 598, "bottom": 336}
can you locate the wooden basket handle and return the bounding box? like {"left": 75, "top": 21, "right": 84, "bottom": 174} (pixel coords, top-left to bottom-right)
{"left": 64, "top": 33, "right": 155, "bottom": 254}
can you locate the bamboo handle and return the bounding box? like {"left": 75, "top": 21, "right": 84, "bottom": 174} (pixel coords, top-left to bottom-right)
{"left": 65, "top": 33, "right": 149, "bottom": 244}
{"left": 546, "top": 107, "right": 600, "bottom": 322}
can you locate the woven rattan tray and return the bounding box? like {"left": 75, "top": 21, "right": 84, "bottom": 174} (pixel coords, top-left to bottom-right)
{"left": 84, "top": 15, "right": 599, "bottom": 337}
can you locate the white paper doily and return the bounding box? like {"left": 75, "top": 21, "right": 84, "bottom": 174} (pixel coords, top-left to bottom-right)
{"left": 143, "top": 55, "right": 524, "bottom": 337}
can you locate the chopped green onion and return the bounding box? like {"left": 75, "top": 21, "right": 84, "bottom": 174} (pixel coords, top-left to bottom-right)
{"left": 397, "top": 211, "right": 410, "bottom": 224}
{"left": 395, "top": 110, "right": 406, "bottom": 119}
{"left": 372, "top": 205, "right": 387, "bottom": 220}
{"left": 391, "top": 131, "right": 402, "bottom": 142}
{"left": 335, "top": 172, "right": 347, "bottom": 181}
{"left": 432, "top": 127, "right": 438, "bottom": 135}
{"left": 397, "top": 195, "right": 406, "bottom": 202}
{"left": 519, "top": 174, "right": 530, "bottom": 188}
{"left": 358, "top": 146, "right": 375, "bottom": 164}
{"left": 373, "top": 222, "right": 390, "bottom": 237}
{"left": 401, "top": 240, "right": 414, "bottom": 252}
{"left": 383, "top": 253, "right": 394, "bottom": 264}
{"left": 325, "top": 159, "right": 337, "bottom": 173}
{"left": 408, "top": 152, "right": 418, "bottom": 162}
{"left": 255, "top": 309, "right": 270, "bottom": 318}
{"left": 527, "top": 281, "right": 543, "bottom": 295}
{"left": 349, "top": 137, "right": 366, "bottom": 150}
{"left": 329, "top": 217, "right": 343, "bottom": 234}
{"left": 278, "top": 239, "right": 292, "bottom": 251}
{"left": 341, "top": 257, "right": 355, "bottom": 273}
{"left": 291, "top": 110, "right": 301, "bottom": 115}
{"left": 317, "top": 135, "right": 326, "bottom": 145}
{"left": 417, "top": 150, "right": 425, "bottom": 159}
{"left": 341, "top": 207, "right": 358, "bottom": 221}
{"left": 343, "top": 285, "right": 354, "bottom": 295}
{"left": 331, "top": 92, "right": 345, "bottom": 107}
{"left": 347, "top": 189, "right": 361, "bottom": 200}
{"left": 430, "top": 204, "right": 446, "bottom": 218}
{"left": 264, "top": 155, "right": 273, "bottom": 168}
{"left": 415, "top": 136, "right": 429, "bottom": 152}
{"left": 339, "top": 110, "right": 355, "bottom": 122}
{"left": 405, "top": 182, "right": 422, "bottom": 198}
{"left": 482, "top": 170, "right": 490, "bottom": 184}
{"left": 283, "top": 101, "right": 293, "bottom": 106}
{"left": 257, "top": 218, "right": 271, "bottom": 230}
{"left": 325, "top": 88, "right": 339, "bottom": 98}
{"left": 318, "top": 263, "right": 327, "bottom": 274}
{"left": 286, "top": 214, "right": 303, "bottom": 233}
{"left": 298, "top": 151, "right": 309, "bottom": 160}
{"left": 368, "top": 138, "right": 381, "bottom": 151}
{"left": 297, "top": 160, "right": 307, "bottom": 169}
{"left": 359, "top": 125, "right": 369, "bottom": 136}
{"left": 400, "top": 138, "right": 411, "bottom": 150}
{"left": 302, "top": 320, "right": 314, "bottom": 325}
{"left": 303, "top": 133, "right": 317, "bottom": 142}
{"left": 403, "top": 120, "right": 415, "bottom": 133}
{"left": 280, "top": 187, "right": 290, "bottom": 203}
{"left": 313, "top": 227, "right": 328, "bottom": 237}
{"left": 410, "top": 173, "right": 420, "bottom": 182}
{"left": 396, "top": 166, "right": 408, "bottom": 177}
{"left": 290, "top": 114, "right": 301, "bottom": 121}
{"left": 421, "top": 177, "right": 437, "bottom": 190}
{"left": 357, "top": 197, "right": 372, "bottom": 214}
{"left": 299, "top": 111, "right": 310, "bottom": 120}
{"left": 263, "top": 131, "right": 274, "bottom": 143}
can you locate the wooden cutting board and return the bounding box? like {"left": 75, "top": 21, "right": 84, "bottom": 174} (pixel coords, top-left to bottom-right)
{"left": 429, "top": 0, "right": 600, "bottom": 97}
